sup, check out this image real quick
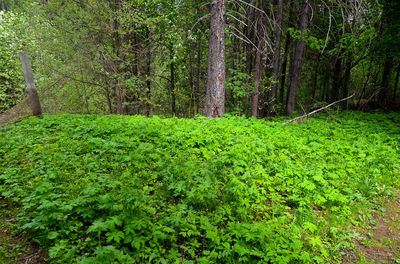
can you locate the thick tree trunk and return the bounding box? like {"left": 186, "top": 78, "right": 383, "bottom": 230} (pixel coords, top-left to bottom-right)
{"left": 379, "top": 57, "right": 393, "bottom": 105}
{"left": 269, "top": 0, "right": 284, "bottom": 113}
{"left": 279, "top": 1, "right": 295, "bottom": 105}
{"left": 331, "top": 56, "right": 342, "bottom": 102}
{"left": 393, "top": 64, "right": 400, "bottom": 102}
{"left": 204, "top": 0, "right": 226, "bottom": 118}
{"left": 286, "top": 0, "right": 310, "bottom": 115}
{"left": 251, "top": 0, "right": 266, "bottom": 117}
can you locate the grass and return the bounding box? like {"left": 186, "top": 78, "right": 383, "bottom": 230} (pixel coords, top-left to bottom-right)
{"left": 0, "top": 111, "right": 399, "bottom": 263}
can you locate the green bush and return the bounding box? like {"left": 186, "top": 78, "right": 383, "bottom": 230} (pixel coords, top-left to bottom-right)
{"left": 0, "top": 112, "right": 399, "bottom": 263}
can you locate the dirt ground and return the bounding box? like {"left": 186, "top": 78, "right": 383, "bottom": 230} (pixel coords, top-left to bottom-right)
{"left": 343, "top": 198, "right": 400, "bottom": 264}
{"left": 0, "top": 200, "right": 46, "bottom": 264}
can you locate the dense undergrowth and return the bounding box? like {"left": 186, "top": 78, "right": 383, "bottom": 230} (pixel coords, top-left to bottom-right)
{"left": 0, "top": 112, "right": 399, "bottom": 263}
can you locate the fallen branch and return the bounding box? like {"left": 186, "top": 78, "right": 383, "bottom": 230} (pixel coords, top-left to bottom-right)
{"left": 282, "top": 94, "right": 355, "bottom": 125}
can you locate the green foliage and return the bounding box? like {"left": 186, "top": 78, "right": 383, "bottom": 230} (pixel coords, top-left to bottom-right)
{"left": 0, "top": 112, "right": 399, "bottom": 263}
{"left": 0, "top": 10, "right": 25, "bottom": 113}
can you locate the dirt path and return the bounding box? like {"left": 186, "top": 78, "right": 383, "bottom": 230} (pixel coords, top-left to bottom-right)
{"left": 0, "top": 200, "right": 46, "bottom": 264}
{"left": 344, "top": 199, "right": 400, "bottom": 264}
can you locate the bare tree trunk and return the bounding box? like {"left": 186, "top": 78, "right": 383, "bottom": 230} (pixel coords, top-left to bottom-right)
{"left": 331, "top": 56, "right": 342, "bottom": 102}
{"left": 251, "top": 0, "right": 266, "bottom": 117}
{"left": 286, "top": 0, "right": 310, "bottom": 115}
{"left": 146, "top": 48, "right": 153, "bottom": 116}
{"left": 170, "top": 46, "right": 176, "bottom": 116}
{"left": 311, "top": 54, "right": 320, "bottom": 101}
{"left": 245, "top": 0, "right": 256, "bottom": 78}
{"left": 280, "top": 33, "right": 291, "bottom": 104}
{"left": 19, "top": 52, "right": 42, "bottom": 116}
{"left": 393, "top": 64, "right": 400, "bottom": 102}
{"left": 115, "top": 79, "right": 123, "bottom": 114}
{"left": 196, "top": 36, "right": 202, "bottom": 114}
{"left": 342, "top": 57, "right": 352, "bottom": 108}
{"left": 279, "top": 1, "right": 295, "bottom": 105}
{"left": 204, "top": 0, "right": 226, "bottom": 118}
{"left": 379, "top": 57, "right": 393, "bottom": 105}
{"left": 269, "top": 0, "right": 284, "bottom": 113}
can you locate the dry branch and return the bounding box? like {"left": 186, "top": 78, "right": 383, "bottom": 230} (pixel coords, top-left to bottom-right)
{"left": 282, "top": 94, "right": 355, "bottom": 125}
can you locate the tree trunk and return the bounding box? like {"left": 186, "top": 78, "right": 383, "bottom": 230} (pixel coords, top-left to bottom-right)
{"left": 170, "top": 46, "right": 176, "bottom": 116}
{"left": 251, "top": 0, "right": 266, "bottom": 117}
{"left": 286, "top": 0, "right": 310, "bottom": 116}
{"left": 196, "top": 36, "right": 202, "bottom": 114}
{"left": 204, "top": 0, "right": 226, "bottom": 118}
{"left": 311, "top": 54, "right": 320, "bottom": 101}
{"left": 342, "top": 57, "right": 352, "bottom": 108}
{"left": 269, "top": 0, "right": 284, "bottom": 113}
{"left": 115, "top": 80, "right": 123, "bottom": 114}
{"left": 279, "top": 1, "right": 295, "bottom": 105}
{"left": 379, "top": 57, "right": 393, "bottom": 105}
{"left": 331, "top": 56, "right": 342, "bottom": 102}
{"left": 146, "top": 48, "right": 153, "bottom": 116}
{"left": 393, "top": 64, "right": 400, "bottom": 102}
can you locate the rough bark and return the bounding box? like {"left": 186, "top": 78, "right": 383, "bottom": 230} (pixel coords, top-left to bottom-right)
{"left": 170, "top": 47, "right": 176, "bottom": 116}
{"left": 269, "top": 0, "right": 284, "bottom": 113}
{"left": 311, "top": 54, "right": 320, "bottom": 101}
{"left": 379, "top": 58, "right": 393, "bottom": 105}
{"left": 286, "top": 0, "right": 310, "bottom": 116}
{"left": 204, "top": 0, "right": 226, "bottom": 118}
{"left": 196, "top": 36, "right": 202, "bottom": 114}
{"left": 331, "top": 56, "right": 342, "bottom": 102}
{"left": 146, "top": 48, "right": 153, "bottom": 116}
{"left": 251, "top": 0, "right": 266, "bottom": 117}
{"left": 19, "top": 52, "right": 42, "bottom": 117}
{"left": 279, "top": 1, "right": 295, "bottom": 104}
{"left": 342, "top": 57, "right": 352, "bottom": 108}
{"left": 393, "top": 64, "right": 400, "bottom": 101}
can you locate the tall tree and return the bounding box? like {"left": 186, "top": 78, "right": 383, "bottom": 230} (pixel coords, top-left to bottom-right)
{"left": 286, "top": 0, "right": 310, "bottom": 115}
{"left": 251, "top": 0, "right": 266, "bottom": 117}
{"left": 269, "top": 0, "right": 284, "bottom": 113}
{"left": 204, "top": 0, "right": 226, "bottom": 118}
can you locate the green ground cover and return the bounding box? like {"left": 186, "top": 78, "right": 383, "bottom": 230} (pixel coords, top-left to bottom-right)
{"left": 0, "top": 112, "right": 399, "bottom": 263}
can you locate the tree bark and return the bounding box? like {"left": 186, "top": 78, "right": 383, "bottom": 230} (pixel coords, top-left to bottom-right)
{"left": 342, "top": 57, "right": 352, "bottom": 108}
{"left": 204, "top": 0, "right": 226, "bottom": 118}
{"left": 311, "top": 54, "right": 320, "bottom": 101}
{"left": 379, "top": 57, "right": 393, "bottom": 105}
{"left": 251, "top": 0, "right": 266, "bottom": 117}
{"left": 170, "top": 46, "right": 176, "bottom": 116}
{"left": 196, "top": 36, "right": 202, "bottom": 114}
{"left": 279, "top": 1, "right": 295, "bottom": 105}
{"left": 146, "top": 48, "right": 153, "bottom": 116}
{"left": 393, "top": 64, "right": 400, "bottom": 102}
{"left": 269, "top": 0, "right": 284, "bottom": 113}
{"left": 19, "top": 52, "right": 42, "bottom": 116}
{"left": 331, "top": 56, "right": 342, "bottom": 102}
{"left": 286, "top": 0, "right": 310, "bottom": 116}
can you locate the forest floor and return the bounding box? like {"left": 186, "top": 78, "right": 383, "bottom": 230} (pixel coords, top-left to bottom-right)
{"left": 0, "top": 200, "right": 46, "bottom": 264}
{"left": 343, "top": 198, "right": 400, "bottom": 264}
{"left": 0, "top": 198, "right": 399, "bottom": 264}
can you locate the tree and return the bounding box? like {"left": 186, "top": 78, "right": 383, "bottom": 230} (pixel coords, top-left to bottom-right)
{"left": 251, "top": 0, "right": 266, "bottom": 117}
{"left": 204, "top": 0, "right": 226, "bottom": 118}
{"left": 286, "top": 0, "right": 310, "bottom": 116}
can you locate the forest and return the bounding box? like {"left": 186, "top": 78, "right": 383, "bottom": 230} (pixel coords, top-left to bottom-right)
{"left": 0, "top": 0, "right": 399, "bottom": 117}
{"left": 1, "top": 0, "right": 400, "bottom": 263}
